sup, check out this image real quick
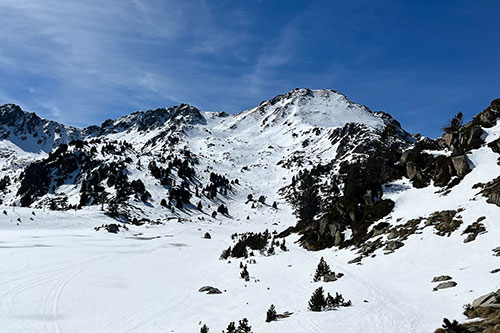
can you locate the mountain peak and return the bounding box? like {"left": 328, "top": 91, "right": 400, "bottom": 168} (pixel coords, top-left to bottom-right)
{"left": 98, "top": 103, "right": 206, "bottom": 135}
{"left": 239, "top": 88, "right": 384, "bottom": 131}
{"left": 0, "top": 104, "right": 34, "bottom": 127}
{"left": 0, "top": 104, "right": 81, "bottom": 153}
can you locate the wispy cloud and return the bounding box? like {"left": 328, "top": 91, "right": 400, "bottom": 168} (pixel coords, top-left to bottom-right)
{"left": 0, "top": 0, "right": 257, "bottom": 124}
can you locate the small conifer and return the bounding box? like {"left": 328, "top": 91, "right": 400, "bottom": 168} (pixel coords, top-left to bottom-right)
{"left": 308, "top": 287, "right": 326, "bottom": 312}
{"left": 266, "top": 304, "right": 277, "bottom": 322}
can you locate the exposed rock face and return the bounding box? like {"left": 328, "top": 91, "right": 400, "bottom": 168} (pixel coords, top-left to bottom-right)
{"left": 398, "top": 102, "right": 500, "bottom": 191}
{"left": 472, "top": 98, "right": 500, "bottom": 128}
{"left": 97, "top": 104, "right": 206, "bottom": 135}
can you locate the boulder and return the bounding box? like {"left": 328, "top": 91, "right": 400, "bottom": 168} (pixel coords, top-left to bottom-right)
{"left": 387, "top": 231, "right": 399, "bottom": 240}
{"left": 406, "top": 162, "right": 418, "bottom": 180}
{"left": 323, "top": 274, "right": 337, "bottom": 282}
{"left": 443, "top": 132, "right": 456, "bottom": 148}
{"left": 432, "top": 275, "right": 452, "bottom": 282}
{"left": 348, "top": 256, "right": 363, "bottom": 264}
{"left": 488, "top": 193, "right": 500, "bottom": 207}
{"left": 334, "top": 231, "right": 342, "bottom": 246}
{"left": 203, "top": 232, "right": 211, "bottom": 239}
{"left": 471, "top": 291, "right": 500, "bottom": 309}
{"left": 451, "top": 155, "right": 471, "bottom": 177}
{"left": 433, "top": 281, "right": 457, "bottom": 291}
{"left": 467, "top": 126, "right": 484, "bottom": 147}
{"left": 385, "top": 240, "right": 404, "bottom": 251}
{"left": 198, "top": 286, "right": 222, "bottom": 294}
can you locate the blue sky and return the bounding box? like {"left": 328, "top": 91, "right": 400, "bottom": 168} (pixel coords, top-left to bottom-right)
{"left": 0, "top": 0, "right": 498, "bottom": 137}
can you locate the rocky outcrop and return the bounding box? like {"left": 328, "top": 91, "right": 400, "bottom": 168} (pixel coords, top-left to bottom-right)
{"left": 471, "top": 291, "right": 500, "bottom": 309}
{"left": 474, "top": 177, "right": 500, "bottom": 207}
{"left": 471, "top": 99, "right": 500, "bottom": 128}
{"left": 433, "top": 281, "right": 457, "bottom": 291}
{"left": 432, "top": 275, "right": 452, "bottom": 282}
{"left": 425, "top": 210, "right": 462, "bottom": 237}
{"left": 462, "top": 218, "right": 487, "bottom": 243}
{"left": 438, "top": 289, "right": 500, "bottom": 332}
{"left": 198, "top": 286, "right": 222, "bottom": 294}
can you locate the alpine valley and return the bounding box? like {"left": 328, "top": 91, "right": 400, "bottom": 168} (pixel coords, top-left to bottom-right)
{"left": 1, "top": 89, "right": 499, "bottom": 332}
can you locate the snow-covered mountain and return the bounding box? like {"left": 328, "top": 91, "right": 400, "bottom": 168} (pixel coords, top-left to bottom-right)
{"left": 1, "top": 90, "right": 499, "bottom": 332}
{"left": 0, "top": 104, "right": 82, "bottom": 153}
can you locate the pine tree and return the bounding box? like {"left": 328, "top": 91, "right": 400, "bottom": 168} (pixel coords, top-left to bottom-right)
{"left": 200, "top": 324, "right": 209, "bottom": 333}
{"left": 313, "top": 257, "right": 332, "bottom": 282}
{"left": 293, "top": 172, "right": 320, "bottom": 226}
{"left": 236, "top": 318, "right": 252, "bottom": 333}
{"left": 240, "top": 265, "right": 250, "bottom": 281}
{"left": 280, "top": 239, "right": 287, "bottom": 251}
{"left": 225, "top": 321, "right": 236, "bottom": 333}
{"left": 266, "top": 304, "right": 277, "bottom": 322}
{"left": 447, "top": 111, "right": 464, "bottom": 132}
{"left": 220, "top": 246, "right": 231, "bottom": 260}
{"left": 308, "top": 287, "right": 326, "bottom": 312}
{"left": 325, "top": 292, "right": 338, "bottom": 310}
{"left": 197, "top": 201, "right": 203, "bottom": 211}
{"left": 334, "top": 292, "right": 344, "bottom": 306}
